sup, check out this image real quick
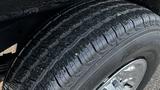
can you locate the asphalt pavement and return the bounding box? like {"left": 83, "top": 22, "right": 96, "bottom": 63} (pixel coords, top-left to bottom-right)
{"left": 144, "top": 65, "right": 160, "bottom": 90}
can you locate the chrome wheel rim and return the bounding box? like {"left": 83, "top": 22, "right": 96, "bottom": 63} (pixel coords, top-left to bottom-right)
{"left": 97, "top": 59, "right": 147, "bottom": 90}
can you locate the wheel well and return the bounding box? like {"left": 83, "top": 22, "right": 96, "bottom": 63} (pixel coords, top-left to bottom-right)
{"left": 129, "top": 0, "right": 160, "bottom": 15}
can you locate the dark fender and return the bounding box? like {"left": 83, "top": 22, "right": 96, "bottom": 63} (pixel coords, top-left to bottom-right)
{"left": 0, "top": 0, "right": 84, "bottom": 52}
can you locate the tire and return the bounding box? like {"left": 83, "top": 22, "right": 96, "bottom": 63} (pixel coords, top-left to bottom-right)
{"left": 3, "top": 0, "right": 160, "bottom": 90}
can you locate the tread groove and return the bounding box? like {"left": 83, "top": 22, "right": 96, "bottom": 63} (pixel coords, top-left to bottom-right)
{"left": 64, "top": 66, "right": 72, "bottom": 77}
{"left": 53, "top": 75, "right": 62, "bottom": 88}
{"left": 76, "top": 56, "right": 83, "bottom": 65}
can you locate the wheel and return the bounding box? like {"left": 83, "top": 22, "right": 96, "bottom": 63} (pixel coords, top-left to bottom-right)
{"left": 3, "top": 0, "right": 160, "bottom": 90}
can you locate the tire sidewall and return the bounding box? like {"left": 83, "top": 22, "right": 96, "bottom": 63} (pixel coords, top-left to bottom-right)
{"left": 71, "top": 28, "right": 160, "bottom": 90}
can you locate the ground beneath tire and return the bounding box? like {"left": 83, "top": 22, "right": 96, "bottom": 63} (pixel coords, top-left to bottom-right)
{"left": 144, "top": 65, "right": 160, "bottom": 90}
{"left": 0, "top": 81, "right": 2, "bottom": 90}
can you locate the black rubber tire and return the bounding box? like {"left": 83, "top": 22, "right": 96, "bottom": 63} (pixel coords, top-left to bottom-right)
{"left": 3, "top": 0, "right": 160, "bottom": 90}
